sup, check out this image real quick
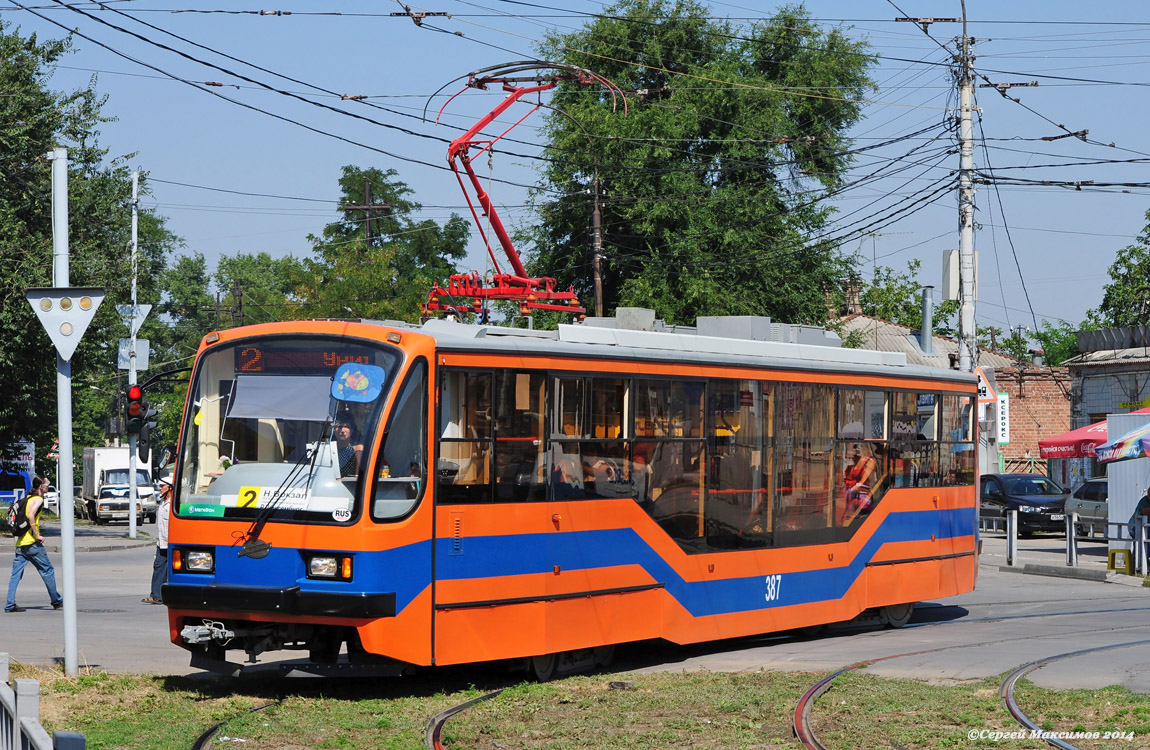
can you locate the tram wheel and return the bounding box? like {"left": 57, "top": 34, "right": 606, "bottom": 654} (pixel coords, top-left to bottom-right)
{"left": 882, "top": 602, "right": 914, "bottom": 628}
{"left": 592, "top": 645, "right": 615, "bottom": 669}
{"left": 531, "top": 653, "right": 558, "bottom": 682}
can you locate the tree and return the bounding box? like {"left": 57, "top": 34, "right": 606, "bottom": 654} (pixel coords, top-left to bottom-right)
{"left": 855, "top": 259, "right": 958, "bottom": 334}
{"left": 1092, "top": 208, "right": 1150, "bottom": 327}
{"left": 215, "top": 252, "right": 307, "bottom": 326}
{"left": 0, "top": 21, "right": 177, "bottom": 478}
{"left": 298, "top": 166, "right": 469, "bottom": 321}
{"left": 1033, "top": 319, "right": 1082, "bottom": 366}
{"left": 526, "top": 1, "right": 875, "bottom": 325}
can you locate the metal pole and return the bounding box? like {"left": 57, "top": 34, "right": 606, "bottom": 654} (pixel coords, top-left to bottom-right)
{"left": 1066, "top": 512, "right": 1078, "bottom": 567}
{"left": 128, "top": 171, "right": 139, "bottom": 540}
{"left": 1006, "top": 510, "right": 1017, "bottom": 567}
{"left": 957, "top": 2, "right": 977, "bottom": 373}
{"left": 1139, "top": 518, "right": 1147, "bottom": 576}
{"left": 48, "top": 147, "right": 78, "bottom": 678}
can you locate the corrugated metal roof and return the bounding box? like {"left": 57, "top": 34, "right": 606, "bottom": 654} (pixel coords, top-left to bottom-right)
{"left": 1062, "top": 348, "right": 1150, "bottom": 368}
{"left": 838, "top": 314, "right": 1016, "bottom": 369}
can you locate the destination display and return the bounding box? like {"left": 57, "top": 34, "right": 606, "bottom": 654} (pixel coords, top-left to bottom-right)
{"left": 235, "top": 344, "right": 373, "bottom": 374}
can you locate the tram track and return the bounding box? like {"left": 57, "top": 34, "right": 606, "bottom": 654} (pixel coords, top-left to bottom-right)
{"left": 190, "top": 700, "right": 280, "bottom": 750}
{"left": 793, "top": 620, "right": 1150, "bottom": 750}
{"left": 179, "top": 603, "right": 1150, "bottom": 749}
{"left": 999, "top": 640, "right": 1150, "bottom": 750}
{"left": 423, "top": 689, "right": 504, "bottom": 750}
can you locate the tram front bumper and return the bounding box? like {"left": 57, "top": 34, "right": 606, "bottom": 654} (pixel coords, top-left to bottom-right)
{"left": 162, "top": 583, "right": 396, "bottom": 619}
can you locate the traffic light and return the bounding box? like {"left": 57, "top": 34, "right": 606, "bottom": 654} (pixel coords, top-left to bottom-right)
{"left": 138, "top": 403, "right": 159, "bottom": 461}
{"left": 124, "top": 384, "right": 144, "bottom": 434}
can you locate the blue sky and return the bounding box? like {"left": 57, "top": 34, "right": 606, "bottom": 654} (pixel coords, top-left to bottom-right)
{"left": 9, "top": 0, "right": 1150, "bottom": 337}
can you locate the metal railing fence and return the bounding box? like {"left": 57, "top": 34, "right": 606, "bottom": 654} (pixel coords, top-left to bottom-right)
{"left": 0, "top": 654, "right": 84, "bottom": 750}
{"left": 980, "top": 511, "right": 1149, "bottom": 576}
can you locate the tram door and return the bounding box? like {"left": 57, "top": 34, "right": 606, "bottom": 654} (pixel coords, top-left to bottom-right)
{"left": 432, "top": 368, "right": 550, "bottom": 665}
{"left": 359, "top": 358, "right": 436, "bottom": 666}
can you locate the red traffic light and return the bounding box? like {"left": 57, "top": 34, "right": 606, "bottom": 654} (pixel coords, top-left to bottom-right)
{"left": 125, "top": 384, "right": 145, "bottom": 433}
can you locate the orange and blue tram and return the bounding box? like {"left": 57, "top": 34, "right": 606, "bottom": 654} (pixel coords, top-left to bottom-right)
{"left": 163, "top": 316, "right": 979, "bottom": 675}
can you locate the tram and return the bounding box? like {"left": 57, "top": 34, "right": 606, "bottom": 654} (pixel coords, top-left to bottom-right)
{"left": 163, "top": 313, "right": 979, "bottom": 676}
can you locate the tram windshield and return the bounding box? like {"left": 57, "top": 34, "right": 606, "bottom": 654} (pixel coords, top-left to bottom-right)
{"left": 175, "top": 336, "right": 401, "bottom": 523}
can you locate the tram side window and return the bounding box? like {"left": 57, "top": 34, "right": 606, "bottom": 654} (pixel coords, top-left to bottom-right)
{"left": 891, "top": 393, "right": 939, "bottom": 488}
{"left": 887, "top": 393, "right": 933, "bottom": 492}
{"left": 550, "top": 377, "right": 630, "bottom": 500}
{"left": 774, "top": 383, "right": 835, "bottom": 544}
{"left": 494, "top": 371, "right": 546, "bottom": 501}
{"left": 438, "top": 370, "right": 492, "bottom": 503}
{"left": 635, "top": 379, "right": 705, "bottom": 546}
{"left": 939, "top": 394, "right": 976, "bottom": 485}
{"left": 832, "top": 389, "right": 888, "bottom": 530}
{"left": 705, "top": 380, "right": 771, "bottom": 550}
{"left": 635, "top": 379, "right": 703, "bottom": 438}
{"left": 373, "top": 360, "right": 427, "bottom": 520}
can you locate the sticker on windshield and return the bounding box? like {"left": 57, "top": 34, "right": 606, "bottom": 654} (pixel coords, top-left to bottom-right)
{"left": 181, "top": 503, "right": 225, "bottom": 517}
{"left": 332, "top": 363, "right": 386, "bottom": 403}
{"left": 332, "top": 507, "right": 352, "bottom": 522}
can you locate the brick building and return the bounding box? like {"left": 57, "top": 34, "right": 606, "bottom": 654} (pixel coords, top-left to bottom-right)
{"left": 991, "top": 364, "right": 1072, "bottom": 475}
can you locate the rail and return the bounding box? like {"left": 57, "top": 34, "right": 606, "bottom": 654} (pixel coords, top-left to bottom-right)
{"left": 0, "top": 654, "right": 85, "bottom": 750}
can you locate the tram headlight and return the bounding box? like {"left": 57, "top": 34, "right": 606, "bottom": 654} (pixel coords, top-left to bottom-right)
{"left": 185, "top": 550, "right": 215, "bottom": 572}
{"left": 307, "top": 554, "right": 352, "bottom": 580}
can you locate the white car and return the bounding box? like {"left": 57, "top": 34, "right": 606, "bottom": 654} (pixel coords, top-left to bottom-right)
{"left": 43, "top": 485, "right": 59, "bottom": 514}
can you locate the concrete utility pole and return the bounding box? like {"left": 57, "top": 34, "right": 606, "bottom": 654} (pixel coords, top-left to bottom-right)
{"left": 895, "top": 12, "right": 975, "bottom": 371}
{"left": 957, "top": 2, "right": 977, "bottom": 373}
{"left": 591, "top": 165, "right": 604, "bottom": 318}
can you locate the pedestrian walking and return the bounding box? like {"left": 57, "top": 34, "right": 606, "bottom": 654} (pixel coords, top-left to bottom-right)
{"left": 5, "top": 475, "right": 63, "bottom": 612}
{"left": 142, "top": 476, "right": 172, "bottom": 605}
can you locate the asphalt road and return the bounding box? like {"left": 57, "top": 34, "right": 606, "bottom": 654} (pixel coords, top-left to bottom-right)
{"left": 3, "top": 522, "right": 1148, "bottom": 694}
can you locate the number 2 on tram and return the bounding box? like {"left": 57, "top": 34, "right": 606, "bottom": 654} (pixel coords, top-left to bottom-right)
{"left": 163, "top": 316, "right": 978, "bottom": 675}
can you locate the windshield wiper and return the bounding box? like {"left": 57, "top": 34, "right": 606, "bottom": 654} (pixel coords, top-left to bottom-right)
{"left": 238, "top": 420, "right": 331, "bottom": 559}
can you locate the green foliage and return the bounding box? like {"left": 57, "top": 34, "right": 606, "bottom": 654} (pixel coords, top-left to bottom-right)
{"left": 855, "top": 259, "right": 958, "bottom": 334}
{"left": 1033, "top": 318, "right": 1084, "bottom": 366}
{"left": 27, "top": 664, "right": 1150, "bottom": 750}
{"left": 216, "top": 252, "right": 307, "bottom": 326}
{"left": 1092, "top": 208, "right": 1150, "bottom": 327}
{"left": 525, "top": 1, "right": 875, "bottom": 325}
{"left": 0, "top": 20, "right": 177, "bottom": 478}
{"left": 300, "top": 165, "right": 469, "bottom": 321}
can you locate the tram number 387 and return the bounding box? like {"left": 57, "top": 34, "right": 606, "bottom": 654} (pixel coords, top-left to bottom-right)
{"left": 764, "top": 574, "right": 783, "bottom": 603}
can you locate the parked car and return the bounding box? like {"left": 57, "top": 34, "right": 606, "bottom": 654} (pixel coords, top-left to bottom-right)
{"left": 980, "top": 473, "right": 1067, "bottom": 536}
{"left": 1065, "top": 477, "right": 1108, "bottom": 537}
{"left": 43, "top": 484, "right": 59, "bottom": 514}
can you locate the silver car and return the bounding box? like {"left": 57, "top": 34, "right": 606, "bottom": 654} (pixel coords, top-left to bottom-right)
{"left": 1066, "top": 478, "right": 1108, "bottom": 537}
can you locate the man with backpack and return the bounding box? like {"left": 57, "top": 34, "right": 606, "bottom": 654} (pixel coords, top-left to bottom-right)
{"left": 5, "top": 475, "right": 63, "bottom": 613}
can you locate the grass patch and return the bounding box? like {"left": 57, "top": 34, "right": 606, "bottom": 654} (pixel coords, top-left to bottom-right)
{"left": 14, "top": 661, "right": 1150, "bottom": 749}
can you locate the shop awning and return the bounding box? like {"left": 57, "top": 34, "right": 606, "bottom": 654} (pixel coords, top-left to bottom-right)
{"left": 1038, "top": 407, "right": 1150, "bottom": 459}
{"left": 1097, "top": 420, "right": 1150, "bottom": 464}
